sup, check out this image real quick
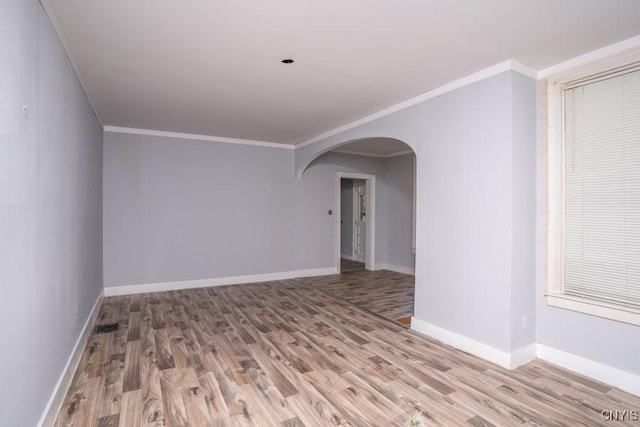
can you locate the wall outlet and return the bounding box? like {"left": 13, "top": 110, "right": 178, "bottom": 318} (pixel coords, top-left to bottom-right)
{"left": 521, "top": 315, "right": 528, "bottom": 330}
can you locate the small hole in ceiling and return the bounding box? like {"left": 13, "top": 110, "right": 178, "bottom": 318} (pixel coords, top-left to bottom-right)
{"left": 281, "top": 59, "right": 294, "bottom": 64}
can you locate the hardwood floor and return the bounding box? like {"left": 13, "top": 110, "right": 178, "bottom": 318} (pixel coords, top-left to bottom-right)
{"left": 53, "top": 275, "right": 640, "bottom": 426}
{"left": 310, "top": 263, "right": 414, "bottom": 325}
{"left": 339, "top": 259, "right": 366, "bottom": 274}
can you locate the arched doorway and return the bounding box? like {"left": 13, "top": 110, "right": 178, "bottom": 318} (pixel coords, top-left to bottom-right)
{"left": 300, "top": 137, "right": 417, "bottom": 326}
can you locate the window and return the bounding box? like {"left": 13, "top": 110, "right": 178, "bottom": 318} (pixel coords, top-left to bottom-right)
{"left": 546, "top": 57, "right": 640, "bottom": 325}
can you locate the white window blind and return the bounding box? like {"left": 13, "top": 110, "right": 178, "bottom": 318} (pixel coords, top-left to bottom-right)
{"left": 563, "top": 65, "right": 640, "bottom": 309}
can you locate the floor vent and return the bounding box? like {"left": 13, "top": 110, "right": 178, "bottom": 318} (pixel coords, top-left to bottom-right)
{"left": 95, "top": 323, "right": 119, "bottom": 334}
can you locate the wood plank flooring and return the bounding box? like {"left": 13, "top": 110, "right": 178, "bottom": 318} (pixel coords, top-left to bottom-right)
{"left": 308, "top": 260, "right": 415, "bottom": 325}
{"left": 339, "top": 259, "right": 366, "bottom": 274}
{"left": 53, "top": 275, "right": 640, "bottom": 426}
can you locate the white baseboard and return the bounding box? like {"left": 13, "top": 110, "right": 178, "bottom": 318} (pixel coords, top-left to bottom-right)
{"left": 410, "top": 317, "right": 638, "bottom": 396}
{"left": 340, "top": 255, "right": 354, "bottom": 261}
{"left": 295, "top": 267, "right": 339, "bottom": 278}
{"left": 537, "top": 344, "right": 640, "bottom": 397}
{"left": 376, "top": 263, "right": 415, "bottom": 275}
{"left": 38, "top": 291, "right": 104, "bottom": 427}
{"left": 510, "top": 343, "right": 538, "bottom": 368}
{"left": 104, "top": 267, "right": 338, "bottom": 297}
{"left": 411, "top": 317, "right": 512, "bottom": 368}
{"left": 410, "top": 317, "right": 535, "bottom": 369}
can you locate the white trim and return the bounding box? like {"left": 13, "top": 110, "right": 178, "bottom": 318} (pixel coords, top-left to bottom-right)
{"left": 546, "top": 78, "right": 564, "bottom": 297}
{"left": 509, "top": 59, "right": 539, "bottom": 80}
{"left": 537, "top": 344, "right": 640, "bottom": 397}
{"left": 296, "top": 60, "right": 535, "bottom": 148}
{"left": 37, "top": 291, "right": 104, "bottom": 427}
{"left": 335, "top": 173, "right": 376, "bottom": 273}
{"left": 351, "top": 182, "right": 359, "bottom": 262}
{"left": 412, "top": 155, "right": 417, "bottom": 254}
{"left": 333, "top": 149, "right": 387, "bottom": 158}
{"left": 538, "top": 35, "right": 640, "bottom": 79}
{"left": 410, "top": 318, "right": 639, "bottom": 395}
{"left": 376, "top": 263, "right": 415, "bottom": 276}
{"left": 40, "top": 0, "right": 104, "bottom": 127}
{"left": 385, "top": 149, "right": 415, "bottom": 158}
{"left": 332, "top": 148, "right": 415, "bottom": 159}
{"left": 544, "top": 45, "right": 640, "bottom": 325}
{"left": 290, "top": 268, "right": 339, "bottom": 278}
{"left": 546, "top": 293, "right": 640, "bottom": 326}
{"left": 340, "top": 255, "right": 354, "bottom": 261}
{"left": 410, "top": 317, "right": 536, "bottom": 369}
{"left": 104, "top": 126, "right": 295, "bottom": 150}
{"left": 411, "top": 317, "right": 513, "bottom": 368}
{"left": 103, "top": 268, "right": 337, "bottom": 297}
{"left": 510, "top": 343, "right": 538, "bottom": 369}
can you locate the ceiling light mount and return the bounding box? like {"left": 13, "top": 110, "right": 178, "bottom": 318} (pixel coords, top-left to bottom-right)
{"left": 281, "top": 59, "right": 294, "bottom": 64}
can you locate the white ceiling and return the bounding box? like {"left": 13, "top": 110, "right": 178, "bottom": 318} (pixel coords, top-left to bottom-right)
{"left": 45, "top": 0, "right": 640, "bottom": 145}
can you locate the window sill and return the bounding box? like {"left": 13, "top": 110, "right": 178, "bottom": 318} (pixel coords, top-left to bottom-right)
{"left": 545, "top": 293, "right": 640, "bottom": 326}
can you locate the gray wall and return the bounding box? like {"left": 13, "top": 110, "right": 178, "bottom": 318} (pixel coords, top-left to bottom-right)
{"left": 293, "top": 151, "right": 416, "bottom": 271}
{"left": 296, "top": 69, "right": 640, "bottom": 374}
{"left": 104, "top": 139, "right": 416, "bottom": 286}
{"left": 416, "top": 74, "right": 514, "bottom": 351}
{"left": 509, "top": 73, "right": 537, "bottom": 349}
{"left": 295, "top": 72, "right": 537, "bottom": 353}
{"left": 103, "top": 132, "right": 295, "bottom": 286}
{"left": 294, "top": 151, "right": 416, "bottom": 272}
{"left": 380, "top": 153, "right": 415, "bottom": 270}
{"left": 536, "top": 306, "right": 640, "bottom": 375}
{"left": 0, "top": 1, "right": 103, "bottom": 425}
{"left": 293, "top": 152, "right": 385, "bottom": 271}
{"left": 340, "top": 179, "right": 354, "bottom": 258}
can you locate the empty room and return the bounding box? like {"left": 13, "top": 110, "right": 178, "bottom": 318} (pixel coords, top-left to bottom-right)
{"left": 3, "top": 0, "right": 640, "bottom": 426}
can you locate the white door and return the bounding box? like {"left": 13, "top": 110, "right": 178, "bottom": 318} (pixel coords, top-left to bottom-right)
{"left": 353, "top": 180, "right": 367, "bottom": 263}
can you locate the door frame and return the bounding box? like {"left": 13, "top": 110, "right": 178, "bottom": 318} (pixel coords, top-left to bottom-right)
{"left": 351, "top": 179, "right": 366, "bottom": 262}
{"left": 335, "top": 172, "right": 376, "bottom": 271}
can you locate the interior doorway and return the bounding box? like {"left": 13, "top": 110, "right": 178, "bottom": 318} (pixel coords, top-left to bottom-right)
{"left": 335, "top": 172, "right": 375, "bottom": 273}
{"left": 341, "top": 178, "right": 367, "bottom": 261}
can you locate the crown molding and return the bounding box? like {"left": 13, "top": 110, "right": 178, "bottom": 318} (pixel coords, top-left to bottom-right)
{"left": 509, "top": 59, "right": 539, "bottom": 80}
{"left": 300, "top": 37, "right": 640, "bottom": 150}
{"left": 538, "top": 35, "right": 640, "bottom": 80}
{"left": 296, "top": 60, "right": 536, "bottom": 149}
{"left": 332, "top": 149, "right": 386, "bottom": 158}
{"left": 104, "top": 126, "right": 295, "bottom": 150}
{"left": 385, "top": 149, "right": 415, "bottom": 158}
{"left": 333, "top": 148, "right": 414, "bottom": 159}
